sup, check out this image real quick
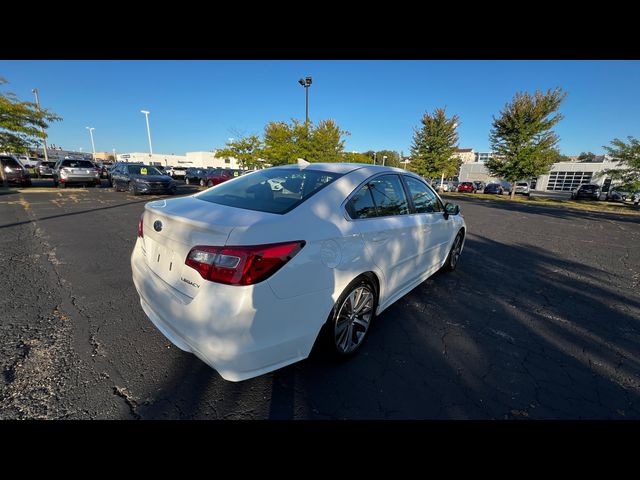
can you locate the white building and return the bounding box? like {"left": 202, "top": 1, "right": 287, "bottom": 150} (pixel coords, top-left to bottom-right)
{"left": 458, "top": 155, "right": 626, "bottom": 191}
{"left": 115, "top": 151, "right": 241, "bottom": 169}
{"left": 452, "top": 148, "right": 476, "bottom": 164}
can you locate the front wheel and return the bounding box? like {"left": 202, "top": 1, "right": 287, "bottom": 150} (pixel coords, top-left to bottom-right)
{"left": 443, "top": 231, "right": 464, "bottom": 271}
{"left": 129, "top": 182, "right": 139, "bottom": 196}
{"left": 199, "top": 179, "right": 205, "bottom": 187}
{"left": 329, "top": 277, "right": 377, "bottom": 356}
{"left": 207, "top": 180, "right": 213, "bottom": 187}
{"left": 185, "top": 177, "right": 190, "bottom": 185}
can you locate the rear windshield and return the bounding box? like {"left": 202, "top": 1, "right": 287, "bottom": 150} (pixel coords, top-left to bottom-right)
{"left": 516, "top": 183, "right": 528, "bottom": 186}
{"left": 1, "top": 157, "right": 21, "bottom": 168}
{"left": 41, "top": 161, "right": 56, "bottom": 167}
{"left": 197, "top": 167, "right": 343, "bottom": 214}
{"left": 62, "top": 160, "right": 94, "bottom": 168}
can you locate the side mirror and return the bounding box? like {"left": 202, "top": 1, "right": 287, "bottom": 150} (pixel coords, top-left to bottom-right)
{"left": 444, "top": 202, "right": 460, "bottom": 218}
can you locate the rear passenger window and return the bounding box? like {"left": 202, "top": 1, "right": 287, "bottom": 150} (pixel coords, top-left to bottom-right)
{"left": 404, "top": 176, "right": 441, "bottom": 213}
{"left": 346, "top": 185, "right": 378, "bottom": 219}
{"left": 368, "top": 175, "right": 409, "bottom": 216}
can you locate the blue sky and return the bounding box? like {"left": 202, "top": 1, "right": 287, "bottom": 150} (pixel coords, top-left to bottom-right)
{"left": 1, "top": 60, "right": 639, "bottom": 156}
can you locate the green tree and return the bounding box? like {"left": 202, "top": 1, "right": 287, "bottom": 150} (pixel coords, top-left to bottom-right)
{"left": 262, "top": 118, "right": 349, "bottom": 165}
{"left": 374, "top": 150, "right": 401, "bottom": 167}
{"left": 262, "top": 121, "right": 298, "bottom": 166}
{"left": 1, "top": 77, "right": 61, "bottom": 187}
{"left": 342, "top": 152, "right": 373, "bottom": 164}
{"left": 308, "top": 119, "right": 349, "bottom": 163}
{"left": 602, "top": 136, "right": 640, "bottom": 191}
{"left": 578, "top": 151, "right": 597, "bottom": 162}
{"left": 486, "top": 88, "right": 567, "bottom": 199}
{"left": 216, "top": 135, "right": 264, "bottom": 169}
{"left": 410, "top": 108, "right": 460, "bottom": 181}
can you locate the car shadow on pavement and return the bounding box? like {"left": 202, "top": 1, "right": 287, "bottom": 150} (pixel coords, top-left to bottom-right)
{"left": 133, "top": 233, "right": 640, "bottom": 420}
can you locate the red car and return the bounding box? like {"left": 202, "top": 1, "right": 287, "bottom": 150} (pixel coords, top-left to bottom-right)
{"left": 457, "top": 182, "right": 476, "bottom": 193}
{"left": 202, "top": 168, "right": 241, "bottom": 187}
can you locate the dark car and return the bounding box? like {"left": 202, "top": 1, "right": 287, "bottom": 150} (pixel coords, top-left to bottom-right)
{"left": 98, "top": 162, "right": 114, "bottom": 179}
{"left": 106, "top": 162, "right": 143, "bottom": 187}
{"left": 184, "top": 168, "right": 211, "bottom": 185}
{"left": 0, "top": 156, "right": 31, "bottom": 187}
{"left": 571, "top": 184, "right": 600, "bottom": 200}
{"left": 483, "top": 183, "right": 504, "bottom": 195}
{"left": 111, "top": 164, "right": 176, "bottom": 195}
{"left": 52, "top": 158, "right": 101, "bottom": 188}
{"left": 457, "top": 182, "right": 476, "bottom": 193}
{"left": 605, "top": 189, "right": 630, "bottom": 202}
{"left": 36, "top": 160, "right": 57, "bottom": 178}
{"left": 473, "top": 181, "right": 485, "bottom": 192}
{"left": 202, "top": 168, "right": 241, "bottom": 187}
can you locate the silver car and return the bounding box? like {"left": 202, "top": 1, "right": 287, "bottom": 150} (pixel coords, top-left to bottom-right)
{"left": 52, "top": 158, "right": 101, "bottom": 188}
{"left": 515, "top": 181, "right": 530, "bottom": 196}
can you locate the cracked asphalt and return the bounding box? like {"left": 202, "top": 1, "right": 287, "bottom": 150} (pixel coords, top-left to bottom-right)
{"left": 1, "top": 181, "right": 639, "bottom": 419}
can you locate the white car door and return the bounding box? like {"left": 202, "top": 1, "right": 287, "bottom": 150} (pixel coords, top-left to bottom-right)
{"left": 403, "top": 175, "right": 455, "bottom": 271}
{"left": 346, "top": 174, "right": 423, "bottom": 300}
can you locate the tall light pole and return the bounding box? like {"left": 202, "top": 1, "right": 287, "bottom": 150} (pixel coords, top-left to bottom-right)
{"left": 297, "top": 76, "right": 312, "bottom": 125}
{"left": 32, "top": 88, "right": 49, "bottom": 162}
{"left": 140, "top": 110, "right": 153, "bottom": 156}
{"left": 86, "top": 127, "right": 96, "bottom": 161}
{"left": 383, "top": 155, "right": 388, "bottom": 166}
{"left": 112, "top": 148, "right": 117, "bottom": 162}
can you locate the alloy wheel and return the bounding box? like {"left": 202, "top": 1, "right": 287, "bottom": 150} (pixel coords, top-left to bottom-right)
{"left": 334, "top": 284, "right": 374, "bottom": 354}
{"left": 450, "top": 233, "right": 463, "bottom": 269}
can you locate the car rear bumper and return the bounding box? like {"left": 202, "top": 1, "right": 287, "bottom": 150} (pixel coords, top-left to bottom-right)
{"left": 130, "top": 239, "right": 330, "bottom": 381}
{"left": 60, "top": 175, "right": 100, "bottom": 184}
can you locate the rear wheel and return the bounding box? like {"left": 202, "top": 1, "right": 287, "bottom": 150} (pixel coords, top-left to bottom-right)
{"left": 329, "top": 277, "right": 377, "bottom": 356}
{"left": 185, "top": 177, "right": 190, "bottom": 185}
{"left": 199, "top": 179, "right": 205, "bottom": 187}
{"left": 443, "top": 231, "right": 464, "bottom": 271}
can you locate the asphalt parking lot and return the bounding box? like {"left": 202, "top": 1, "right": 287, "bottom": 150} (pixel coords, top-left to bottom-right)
{"left": 1, "top": 180, "right": 639, "bottom": 419}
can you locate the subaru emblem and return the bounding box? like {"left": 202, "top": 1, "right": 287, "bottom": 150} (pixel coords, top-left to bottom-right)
{"left": 153, "top": 220, "right": 163, "bottom": 232}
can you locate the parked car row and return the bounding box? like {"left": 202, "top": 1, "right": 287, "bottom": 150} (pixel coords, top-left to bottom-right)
{"left": 184, "top": 167, "right": 242, "bottom": 186}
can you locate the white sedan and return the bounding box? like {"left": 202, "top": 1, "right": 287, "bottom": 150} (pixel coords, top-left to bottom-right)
{"left": 131, "top": 163, "right": 466, "bottom": 381}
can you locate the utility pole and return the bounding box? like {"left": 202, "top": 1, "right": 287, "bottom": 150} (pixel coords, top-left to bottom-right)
{"left": 32, "top": 88, "right": 49, "bottom": 163}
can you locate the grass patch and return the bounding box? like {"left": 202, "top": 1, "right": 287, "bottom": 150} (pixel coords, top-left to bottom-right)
{"left": 443, "top": 192, "right": 640, "bottom": 216}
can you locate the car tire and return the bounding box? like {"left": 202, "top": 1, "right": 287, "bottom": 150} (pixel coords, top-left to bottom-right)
{"left": 443, "top": 230, "right": 464, "bottom": 272}
{"left": 185, "top": 178, "right": 190, "bottom": 185}
{"left": 326, "top": 276, "right": 378, "bottom": 357}
{"left": 128, "top": 182, "right": 139, "bottom": 196}
{"left": 207, "top": 180, "right": 213, "bottom": 187}
{"left": 199, "top": 179, "right": 205, "bottom": 187}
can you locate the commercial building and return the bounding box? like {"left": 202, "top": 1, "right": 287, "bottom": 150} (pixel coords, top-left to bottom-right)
{"left": 115, "top": 150, "right": 241, "bottom": 169}
{"left": 452, "top": 148, "right": 476, "bottom": 164}
{"left": 458, "top": 154, "right": 626, "bottom": 191}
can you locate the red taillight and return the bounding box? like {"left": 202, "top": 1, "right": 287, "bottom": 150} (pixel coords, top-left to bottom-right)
{"left": 185, "top": 241, "right": 305, "bottom": 286}
{"left": 137, "top": 214, "right": 144, "bottom": 238}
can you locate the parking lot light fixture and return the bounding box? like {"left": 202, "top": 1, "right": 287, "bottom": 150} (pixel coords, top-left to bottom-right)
{"left": 86, "top": 127, "right": 96, "bottom": 161}
{"left": 32, "top": 88, "right": 49, "bottom": 163}
{"left": 140, "top": 110, "right": 153, "bottom": 156}
{"left": 297, "top": 76, "right": 312, "bottom": 125}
